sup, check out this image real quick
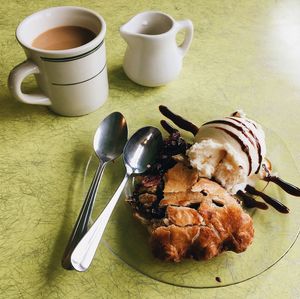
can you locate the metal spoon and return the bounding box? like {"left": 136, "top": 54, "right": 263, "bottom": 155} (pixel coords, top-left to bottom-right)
{"left": 70, "top": 126, "right": 163, "bottom": 272}
{"left": 62, "top": 112, "right": 128, "bottom": 270}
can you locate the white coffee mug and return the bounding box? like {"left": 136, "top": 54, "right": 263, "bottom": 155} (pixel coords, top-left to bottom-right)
{"left": 8, "top": 6, "right": 108, "bottom": 116}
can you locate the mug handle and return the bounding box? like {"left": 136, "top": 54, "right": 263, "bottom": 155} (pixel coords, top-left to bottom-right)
{"left": 8, "top": 60, "right": 51, "bottom": 106}
{"left": 175, "top": 20, "right": 194, "bottom": 57}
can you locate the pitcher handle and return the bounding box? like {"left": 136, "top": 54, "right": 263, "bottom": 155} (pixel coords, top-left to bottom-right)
{"left": 175, "top": 20, "right": 194, "bottom": 57}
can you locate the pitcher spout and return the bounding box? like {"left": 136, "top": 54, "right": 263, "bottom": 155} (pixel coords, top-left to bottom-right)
{"left": 120, "top": 10, "right": 175, "bottom": 40}
{"left": 119, "top": 23, "right": 136, "bottom": 45}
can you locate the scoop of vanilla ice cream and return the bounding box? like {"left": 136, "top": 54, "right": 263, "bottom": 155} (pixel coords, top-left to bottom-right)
{"left": 187, "top": 111, "right": 266, "bottom": 194}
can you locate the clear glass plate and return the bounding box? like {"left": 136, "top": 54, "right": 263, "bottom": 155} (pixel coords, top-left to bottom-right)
{"left": 82, "top": 127, "right": 300, "bottom": 288}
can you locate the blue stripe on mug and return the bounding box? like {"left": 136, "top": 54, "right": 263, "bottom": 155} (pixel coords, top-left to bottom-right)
{"left": 51, "top": 63, "right": 107, "bottom": 86}
{"left": 41, "top": 40, "right": 104, "bottom": 62}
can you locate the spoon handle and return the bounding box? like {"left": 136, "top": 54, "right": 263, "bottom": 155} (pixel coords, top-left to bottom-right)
{"left": 71, "top": 174, "right": 130, "bottom": 272}
{"left": 62, "top": 160, "right": 107, "bottom": 270}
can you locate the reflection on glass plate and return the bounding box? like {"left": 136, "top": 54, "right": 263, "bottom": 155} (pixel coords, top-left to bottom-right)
{"left": 82, "top": 127, "right": 300, "bottom": 288}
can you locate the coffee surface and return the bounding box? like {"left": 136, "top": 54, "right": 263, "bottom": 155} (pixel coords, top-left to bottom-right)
{"left": 32, "top": 26, "right": 96, "bottom": 50}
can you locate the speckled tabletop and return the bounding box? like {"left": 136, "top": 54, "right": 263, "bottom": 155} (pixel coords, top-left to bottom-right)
{"left": 1, "top": 0, "right": 300, "bottom": 298}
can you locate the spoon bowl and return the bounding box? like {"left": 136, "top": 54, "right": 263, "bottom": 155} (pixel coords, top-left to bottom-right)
{"left": 94, "top": 112, "right": 128, "bottom": 161}
{"left": 124, "top": 126, "right": 163, "bottom": 173}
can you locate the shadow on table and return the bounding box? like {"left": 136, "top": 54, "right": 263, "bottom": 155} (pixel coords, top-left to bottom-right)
{"left": 107, "top": 65, "right": 164, "bottom": 97}
{"left": 0, "top": 76, "right": 57, "bottom": 120}
{"left": 44, "top": 149, "right": 91, "bottom": 281}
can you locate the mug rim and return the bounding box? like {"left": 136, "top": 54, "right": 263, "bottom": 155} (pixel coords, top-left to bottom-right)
{"left": 16, "top": 6, "right": 106, "bottom": 56}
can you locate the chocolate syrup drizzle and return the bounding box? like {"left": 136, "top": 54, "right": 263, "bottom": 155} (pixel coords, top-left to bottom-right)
{"left": 159, "top": 105, "right": 199, "bottom": 136}
{"left": 264, "top": 176, "right": 300, "bottom": 197}
{"left": 227, "top": 117, "right": 263, "bottom": 174}
{"left": 215, "top": 277, "right": 222, "bottom": 283}
{"left": 245, "top": 185, "right": 289, "bottom": 214}
{"left": 204, "top": 119, "right": 256, "bottom": 148}
{"left": 237, "top": 190, "right": 268, "bottom": 210}
{"left": 160, "top": 120, "right": 178, "bottom": 135}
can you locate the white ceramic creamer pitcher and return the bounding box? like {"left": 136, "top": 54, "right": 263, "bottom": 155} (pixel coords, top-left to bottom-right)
{"left": 120, "top": 11, "right": 193, "bottom": 87}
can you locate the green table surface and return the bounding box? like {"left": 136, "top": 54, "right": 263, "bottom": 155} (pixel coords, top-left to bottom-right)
{"left": 1, "top": 0, "right": 300, "bottom": 298}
